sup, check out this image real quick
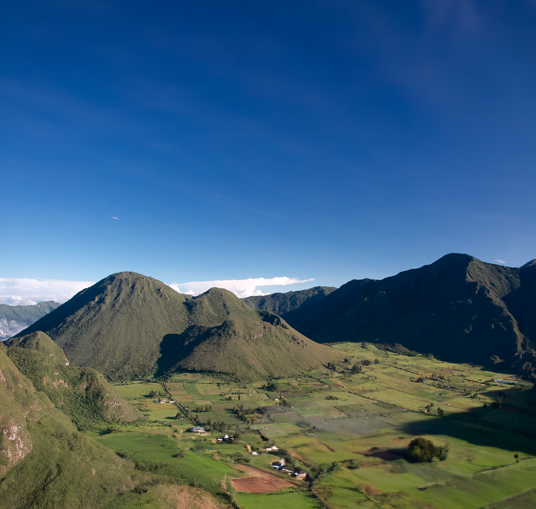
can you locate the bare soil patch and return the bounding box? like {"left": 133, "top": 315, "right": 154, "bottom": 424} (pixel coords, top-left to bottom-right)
{"left": 231, "top": 465, "right": 295, "bottom": 493}
{"left": 231, "top": 476, "right": 294, "bottom": 493}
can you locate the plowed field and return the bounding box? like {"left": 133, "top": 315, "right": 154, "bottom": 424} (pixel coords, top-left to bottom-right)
{"left": 231, "top": 466, "right": 295, "bottom": 493}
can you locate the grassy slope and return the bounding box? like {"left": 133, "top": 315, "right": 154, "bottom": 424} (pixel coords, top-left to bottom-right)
{"left": 285, "top": 254, "right": 536, "bottom": 371}
{"left": 163, "top": 315, "right": 339, "bottom": 379}
{"left": 0, "top": 346, "right": 174, "bottom": 509}
{"left": 7, "top": 330, "right": 69, "bottom": 364}
{"left": 243, "top": 286, "right": 337, "bottom": 315}
{"left": 6, "top": 332, "right": 143, "bottom": 427}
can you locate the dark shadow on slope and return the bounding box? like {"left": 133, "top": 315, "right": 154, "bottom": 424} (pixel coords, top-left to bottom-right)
{"left": 399, "top": 386, "right": 536, "bottom": 455}
{"left": 156, "top": 326, "right": 211, "bottom": 376}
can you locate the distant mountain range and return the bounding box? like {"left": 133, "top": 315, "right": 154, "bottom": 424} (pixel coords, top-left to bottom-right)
{"left": 18, "top": 272, "right": 337, "bottom": 380}
{"left": 0, "top": 301, "right": 60, "bottom": 340}
{"left": 258, "top": 254, "right": 536, "bottom": 376}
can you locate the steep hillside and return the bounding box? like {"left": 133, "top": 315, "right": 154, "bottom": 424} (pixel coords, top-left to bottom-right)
{"left": 6, "top": 332, "right": 142, "bottom": 427}
{"left": 18, "top": 273, "right": 333, "bottom": 380}
{"left": 0, "top": 301, "right": 60, "bottom": 340}
{"left": 159, "top": 314, "right": 339, "bottom": 379}
{"left": 284, "top": 254, "right": 536, "bottom": 373}
{"left": 0, "top": 346, "right": 174, "bottom": 509}
{"left": 243, "top": 286, "right": 337, "bottom": 315}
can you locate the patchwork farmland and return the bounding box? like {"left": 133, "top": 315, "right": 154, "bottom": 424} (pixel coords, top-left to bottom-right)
{"left": 102, "top": 342, "right": 536, "bottom": 509}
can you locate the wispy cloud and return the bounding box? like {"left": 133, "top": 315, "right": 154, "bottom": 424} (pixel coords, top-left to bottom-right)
{"left": 169, "top": 276, "right": 314, "bottom": 298}
{"left": 112, "top": 216, "right": 119, "bottom": 220}
{"left": 0, "top": 278, "right": 94, "bottom": 306}
{"left": 495, "top": 259, "right": 507, "bottom": 265}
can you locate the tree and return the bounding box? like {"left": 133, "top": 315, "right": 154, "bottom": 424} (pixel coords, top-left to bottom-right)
{"left": 351, "top": 364, "right": 363, "bottom": 374}
{"left": 407, "top": 438, "right": 448, "bottom": 463}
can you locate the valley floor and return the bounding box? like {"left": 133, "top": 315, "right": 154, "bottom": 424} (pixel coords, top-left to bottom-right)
{"left": 97, "top": 343, "right": 536, "bottom": 509}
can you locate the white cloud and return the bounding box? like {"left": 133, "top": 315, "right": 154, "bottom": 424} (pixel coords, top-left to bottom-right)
{"left": 169, "top": 276, "right": 315, "bottom": 299}
{"left": 0, "top": 275, "right": 315, "bottom": 307}
{"left": 0, "top": 319, "right": 28, "bottom": 340}
{"left": 0, "top": 278, "right": 94, "bottom": 305}
{"left": 495, "top": 259, "right": 507, "bottom": 265}
{"left": 112, "top": 216, "right": 119, "bottom": 220}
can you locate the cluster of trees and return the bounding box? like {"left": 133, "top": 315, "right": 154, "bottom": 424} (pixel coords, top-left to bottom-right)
{"left": 232, "top": 404, "right": 261, "bottom": 422}
{"left": 192, "top": 405, "right": 212, "bottom": 413}
{"left": 193, "top": 416, "right": 229, "bottom": 432}
{"left": 310, "top": 461, "right": 342, "bottom": 480}
{"left": 430, "top": 373, "right": 447, "bottom": 381}
{"left": 148, "top": 390, "right": 166, "bottom": 399}
{"left": 407, "top": 438, "right": 448, "bottom": 462}
{"left": 375, "top": 343, "right": 419, "bottom": 357}
{"left": 349, "top": 358, "right": 380, "bottom": 374}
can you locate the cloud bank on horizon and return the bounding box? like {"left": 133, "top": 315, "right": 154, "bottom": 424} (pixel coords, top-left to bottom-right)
{"left": 0, "top": 276, "right": 315, "bottom": 305}
{"left": 169, "top": 276, "right": 315, "bottom": 298}
{"left": 0, "top": 278, "right": 95, "bottom": 306}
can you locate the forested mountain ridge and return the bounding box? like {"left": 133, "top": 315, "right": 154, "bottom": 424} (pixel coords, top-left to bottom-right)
{"left": 267, "top": 254, "right": 536, "bottom": 375}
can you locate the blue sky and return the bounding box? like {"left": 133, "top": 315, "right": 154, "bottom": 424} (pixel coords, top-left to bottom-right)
{"left": 3, "top": 0, "right": 536, "bottom": 302}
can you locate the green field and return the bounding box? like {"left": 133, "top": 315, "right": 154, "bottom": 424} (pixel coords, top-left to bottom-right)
{"left": 101, "top": 343, "right": 536, "bottom": 508}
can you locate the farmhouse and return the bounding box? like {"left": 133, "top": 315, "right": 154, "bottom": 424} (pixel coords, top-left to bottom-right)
{"left": 271, "top": 458, "right": 285, "bottom": 469}
{"left": 217, "top": 434, "right": 235, "bottom": 443}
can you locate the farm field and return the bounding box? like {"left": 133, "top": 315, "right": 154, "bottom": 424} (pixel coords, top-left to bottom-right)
{"left": 102, "top": 342, "right": 536, "bottom": 508}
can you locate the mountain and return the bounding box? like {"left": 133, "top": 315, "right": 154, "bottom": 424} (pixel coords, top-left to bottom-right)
{"left": 283, "top": 254, "right": 536, "bottom": 374}
{"left": 158, "top": 314, "right": 337, "bottom": 379}
{"left": 17, "top": 272, "right": 193, "bottom": 379}
{"left": 6, "top": 331, "right": 143, "bottom": 427}
{"left": 0, "top": 301, "right": 60, "bottom": 340}
{"left": 0, "top": 345, "right": 173, "bottom": 509}
{"left": 242, "top": 286, "right": 337, "bottom": 315}
{"left": 18, "top": 273, "right": 337, "bottom": 380}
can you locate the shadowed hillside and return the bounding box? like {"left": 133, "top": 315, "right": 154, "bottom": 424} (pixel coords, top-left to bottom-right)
{"left": 243, "top": 286, "right": 337, "bottom": 315}
{"left": 284, "top": 254, "right": 536, "bottom": 374}
{"left": 18, "top": 273, "right": 336, "bottom": 380}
